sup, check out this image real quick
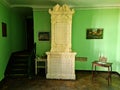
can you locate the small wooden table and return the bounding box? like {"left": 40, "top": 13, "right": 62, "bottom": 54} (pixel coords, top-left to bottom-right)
{"left": 92, "top": 61, "right": 112, "bottom": 85}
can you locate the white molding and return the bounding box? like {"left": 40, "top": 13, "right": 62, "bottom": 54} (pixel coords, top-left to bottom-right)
{"left": 10, "top": 4, "right": 120, "bottom": 11}
{"left": 73, "top": 6, "right": 120, "bottom": 10}
{"left": 33, "top": 8, "right": 48, "bottom": 12}
{"left": 10, "top": 4, "right": 53, "bottom": 8}
{"left": 2, "top": 1, "right": 120, "bottom": 10}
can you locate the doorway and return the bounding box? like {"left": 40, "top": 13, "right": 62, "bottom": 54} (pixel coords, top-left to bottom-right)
{"left": 26, "top": 18, "right": 34, "bottom": 51}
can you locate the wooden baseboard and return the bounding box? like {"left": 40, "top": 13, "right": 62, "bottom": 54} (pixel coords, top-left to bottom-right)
{"left": 75, "top": 70, "right": 120, "bottom": 76}
{"left": 112, "top": 71, "right": 120, "bottom": 77}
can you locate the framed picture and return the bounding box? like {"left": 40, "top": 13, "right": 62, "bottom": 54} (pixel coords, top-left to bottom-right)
{"left": 86, "top": 28, "right": 103, "bottom": 39}
{"left": 2, "top": 22, "right": 7, "bottom": 37}
{"left": 38, "top": 32, "right": 50, "bottom": 41}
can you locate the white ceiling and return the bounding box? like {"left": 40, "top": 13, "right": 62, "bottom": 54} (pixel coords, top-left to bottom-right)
{"left": 4, "top": 0, "right": 120, "bottom": 8}
{"left": 2, "top": 0, "right": 120, "bottom": 16}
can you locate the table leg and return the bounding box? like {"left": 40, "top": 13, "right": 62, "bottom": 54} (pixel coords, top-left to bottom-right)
{"left": 95, "top": 65, "right": 96, "bottom": 75}
{"left": 108, "top": 66, "right": 111, "bottom": 86}
{"left": 110, "top": 65, "right": 112, "bottom": 80}
{"left": 92, "top": 64, "right": 94, "bottom": 80}
{"left": 35, "top": 60, "right": 37, "bottom": 75}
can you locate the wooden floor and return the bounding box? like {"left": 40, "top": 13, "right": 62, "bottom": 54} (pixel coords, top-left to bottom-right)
{"left": 0, "top": 71, "right": 120, "bottom": 90}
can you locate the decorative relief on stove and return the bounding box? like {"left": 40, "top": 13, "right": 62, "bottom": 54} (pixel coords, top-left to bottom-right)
{"left": 49, "top": 4, "right": 74, "bottom": 53}
{"left": 49, "top": 4, "right": 74, "bottom": 14}
{"left": 46, "top": 4, "right": 76, "bottom": 80}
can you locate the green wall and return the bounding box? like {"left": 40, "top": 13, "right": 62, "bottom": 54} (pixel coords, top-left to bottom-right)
{"left": 0, "top": 2, "right": 27, "bottom": 81}
{"left": 33, "top": 11, "right": 51, "bottom": 57}
{"left": 0, "top": 2, "right": 11, "bottom": 81}
{"left": 33, "top": 8, "right": 120, "bottom": 74}
{"left": 10, "top": 9, "right": 27, "bottom": 52}
{"left": 73, "top": 9, "right": 120, "bottom": 72}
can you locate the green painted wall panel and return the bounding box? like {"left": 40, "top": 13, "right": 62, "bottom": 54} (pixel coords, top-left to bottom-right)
{"left": 10, "top": 10, "right": 26, "bottom": 52}
{"left": 33, "top": 11, "right": 51, "bottom": 57}
{"left": 0, "top": 2, "right": 27, "bottom": 81}
{"left": 73, "top": 9, "right": 119, "bottom": 71}
{"left": 0, "top": 2, "right": 11, "bottom": 81}
{"left": 116, "top": 9, "right": 120, "bottom": 74}
{"left": 33, "top": 8, "right": 120, "bottom": 73}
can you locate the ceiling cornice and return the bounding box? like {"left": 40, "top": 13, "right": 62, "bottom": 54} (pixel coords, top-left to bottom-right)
{"left": 1, "top": 0, "right": 120, "bottom": 10}
{"left": 10, "top": 4, "right": 53, "bottom": 9}
{"left": 10, "top": 4, "right": 120, "bottom": 10}
{"left": 0, "top": 0, "right": 10, "bottom": 7}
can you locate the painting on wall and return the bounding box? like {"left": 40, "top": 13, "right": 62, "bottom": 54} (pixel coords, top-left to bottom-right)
{"left": 2, "top": 22, "right": 7, "bottom": 37}
{"left": 38, "top": 32, "right": 50, "bottom": 41}
{"left": 86, "top": 28, "right": 103, "bottom": 39}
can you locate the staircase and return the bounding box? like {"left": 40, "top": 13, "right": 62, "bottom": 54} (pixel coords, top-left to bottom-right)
{"left": 5, "top": 49, "right": 35, "bottom": 78}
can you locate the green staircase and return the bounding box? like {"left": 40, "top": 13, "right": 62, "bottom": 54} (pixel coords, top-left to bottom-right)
{"left": 5, "top": 50, "right": 35, "bottom": 78}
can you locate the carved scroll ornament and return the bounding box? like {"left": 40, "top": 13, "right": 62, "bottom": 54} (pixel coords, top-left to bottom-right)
{"left": 49, "top": 4, "right": 74, "bottom": 23}
{"left": 49, "top": 4, "right": 74, "bottom": 14}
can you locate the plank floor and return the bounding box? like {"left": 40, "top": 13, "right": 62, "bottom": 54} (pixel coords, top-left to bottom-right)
{"left": 0, "top": 71, "right": 120, "bottom": 90}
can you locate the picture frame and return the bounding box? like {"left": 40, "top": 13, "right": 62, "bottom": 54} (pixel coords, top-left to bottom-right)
{"left": 2, "top": 22, "right": 7, "bottom": 37}
{"left": 38, "top": 32, "right": 50, "bottom": 41}
{"left": 86, "top": 28, "right": 103, "bottom": 39}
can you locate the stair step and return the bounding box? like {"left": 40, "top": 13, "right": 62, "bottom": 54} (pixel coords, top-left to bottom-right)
{"left": 11, "top": 68, "right": 27, "bottom": 70}
{"left": 9, "top": 73, "right": 28, "bottom": 77}
{"left": 10, "top": 70, "right": 28, "bottom": 75}
{"left": 5, "top": 49, "right": 35, "bottom": 78}
{"left": 12, "top": 63, "right": 27, "bottom": 66}
{"left": 12, "top": 59, "right": 28, "bottom": 62}
{"left": 11, "top": 63, "right": 28, "bottom": 67}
